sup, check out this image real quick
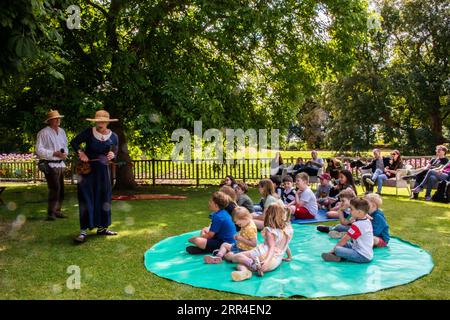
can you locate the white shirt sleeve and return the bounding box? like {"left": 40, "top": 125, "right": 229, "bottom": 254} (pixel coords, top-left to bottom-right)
{"left": 36, "top": 130, "right": 54, "bottom": 159}
{"left": 61, "top": 129, "right": 69, "bottom": 155}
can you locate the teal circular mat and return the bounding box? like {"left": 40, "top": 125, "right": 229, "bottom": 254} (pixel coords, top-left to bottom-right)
{"left": 144, "top": 224, "right": 433, "bottom": 298}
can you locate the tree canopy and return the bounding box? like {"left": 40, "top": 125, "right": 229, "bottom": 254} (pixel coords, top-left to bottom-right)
{"left": 1, "top": 0, "right": 370, "bottom": 188}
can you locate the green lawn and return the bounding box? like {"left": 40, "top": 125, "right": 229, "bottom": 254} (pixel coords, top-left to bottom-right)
{"left": 0, "top": 183, "right": 449, "bottom": 300}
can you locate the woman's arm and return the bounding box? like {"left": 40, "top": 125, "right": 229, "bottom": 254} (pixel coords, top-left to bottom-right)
{"left": 71, "top": 129, "right": 91, "bottom": 162}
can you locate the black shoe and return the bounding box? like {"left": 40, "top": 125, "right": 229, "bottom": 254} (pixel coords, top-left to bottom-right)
{"left": 96, "top": 229, "right": 118, "bottom": 236}
{"left": 410, "top": 193, "right": 418, "bottom": 200}
{"left": 186, "top": 246, "right": 206, "bottom": 254}
{"left": 55, "top": 213, "right": 67, "bottom": 219}
{"left": 74, "top": 234, "right": 87, "bottom": 244}
{"left": 317, "top": 225, "right": 330, "bottom": 233}
{"left": 46, "top": 215, "right": 56, "bottom": 221}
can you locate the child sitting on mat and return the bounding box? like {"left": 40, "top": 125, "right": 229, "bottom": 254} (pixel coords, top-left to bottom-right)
{"left": 322, "top": 198, "right": 373, "bottom": 263}
{"left": 364, "top": 193, "right": 390, "bottom": 248}
{"left": 270, "top": 175, "right": 283, "bottom": 199}
{"left": 219, "top": 185, "right": 238, "bottom": 217}
{"left": 230, "top": 204, "right": 293, "bottom": 281}
{"left": 316, "top": 173, "right": 333, "bottom": 210}
{"left": 186, "top": 191, "right": 236, "bottom": 254}
{"left": 253, "top": 179, "right": 284, "bottom": 230}
{"left": 235, "top": 182, "right": 255, "bottom": 213}
{"left": 286, "top": 172, "right": 318, "bottom": 220}
{"left": 203, "top": 207, "right": 257, "bottom": 264}
{"left": 281, "top": 175, "right": 296, "bottom": 205}
{"left": 317, "top": 188, "right": 357, "bottom": 238}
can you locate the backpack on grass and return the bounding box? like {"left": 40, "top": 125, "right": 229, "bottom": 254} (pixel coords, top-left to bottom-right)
{"left": 431, "top": 180, "right": 450, "bottom": 203}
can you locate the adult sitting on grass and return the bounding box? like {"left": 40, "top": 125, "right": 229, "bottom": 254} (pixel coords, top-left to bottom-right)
{"left": 404, "top": 145, "right": 449, "bottom": 200}
{"left": 361, "top": 149, "right": 391, "bottom": 195}
{"left": 186, "top": 191, "right": 236, "bottom": 254}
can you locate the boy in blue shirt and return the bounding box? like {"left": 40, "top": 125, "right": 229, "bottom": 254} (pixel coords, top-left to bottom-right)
{"left": 364, "top": 193, "right": 390, "bottom": 247}
{"left": 186, "top": 191, "right": 237, "bottom": 254}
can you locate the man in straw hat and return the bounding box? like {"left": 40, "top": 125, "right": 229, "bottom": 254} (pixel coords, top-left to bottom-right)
{"left": 36, "top": 109, "right": 69, "bottom": 220}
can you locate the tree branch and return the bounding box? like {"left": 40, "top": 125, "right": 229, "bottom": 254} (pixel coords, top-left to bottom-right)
{"left": 84, "top": 0, "right": 109, "bottom": 18}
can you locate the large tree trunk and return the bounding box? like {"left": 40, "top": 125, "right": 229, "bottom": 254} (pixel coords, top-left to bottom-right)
{"left": 105, "top": 0, "right": 136, "bottom": 191}
{"left": 110, "top": 121, "right": 137, "bottom": 190}
{"left": 429, "top": 99, "right": 446, "bottom": 145}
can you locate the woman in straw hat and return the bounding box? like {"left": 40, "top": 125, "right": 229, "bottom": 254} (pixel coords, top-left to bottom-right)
{"left": 70, "top": 110, "right": 119, "bottom": 243}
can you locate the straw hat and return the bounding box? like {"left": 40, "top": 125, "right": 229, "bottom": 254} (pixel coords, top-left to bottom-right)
{"left": 86, "top": 110, "right": 118, "bottom": 122}
{"left": 44, "top": 109, "right": 64, "bottom": 123}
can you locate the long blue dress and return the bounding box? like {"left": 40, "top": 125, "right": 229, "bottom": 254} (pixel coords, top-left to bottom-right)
{"left": 70, "top": 127, "right": 119, "bottom": 230}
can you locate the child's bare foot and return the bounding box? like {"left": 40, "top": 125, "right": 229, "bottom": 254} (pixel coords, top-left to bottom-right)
{"left": 231, "top": 269, "right": 253, "bottom": 282}
{"left": 204, "top": 255, "right": 223, "bottom": 264}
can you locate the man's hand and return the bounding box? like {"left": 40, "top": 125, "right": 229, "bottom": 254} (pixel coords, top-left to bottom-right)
{"left": 53, "top": 151, "right": 67, "bottom": 160}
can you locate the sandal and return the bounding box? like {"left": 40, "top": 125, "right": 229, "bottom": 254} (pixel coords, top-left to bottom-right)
{"left": 97, "top": 229, "right": 118, "bottom": 236}
{"left": 74, "top": 234, "right": 87, "bottom": 243}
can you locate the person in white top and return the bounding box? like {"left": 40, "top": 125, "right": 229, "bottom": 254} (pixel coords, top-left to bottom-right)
{"left": 322, "top": 197, "right": 374, "bottom": 263}
{"left": 36, "top": 110, "right": 68, "bottom": 220}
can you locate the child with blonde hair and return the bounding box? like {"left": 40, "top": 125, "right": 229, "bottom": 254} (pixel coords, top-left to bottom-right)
{"left": 231, "top": 204, "right": 293, "bottom": 281}
{"left": 326, "top": 186, "right": 357, "bottom": 219}
{"left": 287, "top": 172, "right": 318, "bottom": 219}
{"left": 219, "top": 185, "right": 238, "bottom": 217}
{"left": 204, "top": 207, "right": 258, "bottom": 264}
{"left": 364, "top": 193, "right": 390, "bottom": 247}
